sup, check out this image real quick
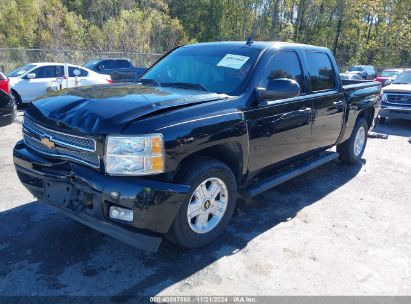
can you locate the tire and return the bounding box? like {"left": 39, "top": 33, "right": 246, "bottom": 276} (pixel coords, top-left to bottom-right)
{"left": 337, "top": 118, "right": 368, "bottom": 164}
{"left": 169, "top": 158, "right": 237, "bottom": 248}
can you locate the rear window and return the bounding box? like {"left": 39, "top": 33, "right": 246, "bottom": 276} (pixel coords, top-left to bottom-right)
{"left": 116, "top": 60, "right": 130, "bottom": 68}
{"left": 305, "top": 52, "right": 336, "bottom": 92}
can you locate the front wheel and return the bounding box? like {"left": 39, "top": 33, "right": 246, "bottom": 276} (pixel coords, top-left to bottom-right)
{"left": 169, "top": 158, "right": 237, "bottom": 248}
{"left": 337, "top": 118, "right": 368, "bottom": 164}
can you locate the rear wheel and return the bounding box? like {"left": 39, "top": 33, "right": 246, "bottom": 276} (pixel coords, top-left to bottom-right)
{"left": 169, "top": 158, "right": 237, "bottom": 248}
{"left": 337, "top": 118, "right": 368, "bottom": 164}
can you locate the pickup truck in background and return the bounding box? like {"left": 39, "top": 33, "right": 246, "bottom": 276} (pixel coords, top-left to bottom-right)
{"left": 379, "top": 69, "right": 411, "bottom": 122}
{"left": 84, "top": 58, "right": 147, "bottom": 83}
{"left": 13, "top": 41, "right": 381, "bottom": 252}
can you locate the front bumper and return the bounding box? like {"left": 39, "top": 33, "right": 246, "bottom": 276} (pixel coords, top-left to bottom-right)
{"left": 13, "top": 141, "right": 190, "bottom": 252}
{"left": 379, "top": 106, "right": 411, "bottom": 120}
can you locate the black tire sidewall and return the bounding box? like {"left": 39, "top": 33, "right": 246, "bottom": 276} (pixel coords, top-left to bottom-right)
{"left": 170, "top": 159, "right": 237, "bottom": 248}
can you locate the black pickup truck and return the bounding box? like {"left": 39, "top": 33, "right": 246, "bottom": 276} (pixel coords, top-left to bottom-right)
{"left": 14, "top": 41, "right": 381, "bottom": 252}
{"left": 84, "top": 58, "right": 147, "bottom": 83}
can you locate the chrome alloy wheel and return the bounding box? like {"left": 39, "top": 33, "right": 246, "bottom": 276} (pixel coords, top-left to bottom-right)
{"left": 187, "top": 177, "right": 228, "bottom": 234}
{"left": 354, "top": 126, "right": 366, "bottom": 156}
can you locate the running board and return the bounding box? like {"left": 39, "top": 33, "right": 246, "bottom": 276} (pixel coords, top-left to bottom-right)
{"left": 240, "top": 151, "right": 339, "bottom": 198}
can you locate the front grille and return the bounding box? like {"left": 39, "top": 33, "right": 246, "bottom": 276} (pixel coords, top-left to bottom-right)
{"left": 24, "top": 116, "right": 96, "bottom": 151}
{"left": 385, "top": 94, "right": 411, "bottom": 105}
{"left": 23, "top": 116, "right": 100, "bottom": 168}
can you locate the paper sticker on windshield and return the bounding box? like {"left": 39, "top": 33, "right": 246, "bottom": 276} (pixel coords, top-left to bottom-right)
{"left": 217, "top": 54, "right": 249, "bottom": 69}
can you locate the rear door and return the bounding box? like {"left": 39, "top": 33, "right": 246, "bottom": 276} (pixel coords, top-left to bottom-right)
{"left": 247, "top": 50, "right": 313, "bottom": 172}
{"left": 114, "top": 60, "right": 133, "bottom": 82}
{"left": 304, "top": 51, "right": 345, "bottom": 151}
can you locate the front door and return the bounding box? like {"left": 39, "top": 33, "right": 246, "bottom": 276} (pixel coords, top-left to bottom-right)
{"left": 246, "top": 50, "right": 313, "bottom": 172}
{"left": 20, "top": 65, "right": 59, "bottom": 101}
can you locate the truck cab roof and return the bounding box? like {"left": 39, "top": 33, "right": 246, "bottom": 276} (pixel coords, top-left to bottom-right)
{"left": 183, "top": 41, "right": 330, "bottom": 53}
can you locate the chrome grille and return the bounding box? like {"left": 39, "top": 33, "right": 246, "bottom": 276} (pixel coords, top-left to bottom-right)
{"left": 386, "top": 94, "right": 411, "bottom": 105}
{"left": 23, "top": 116, "right": 100, "bottom": 168}
{"left": 23, "top": 116, "right": 96, "bottom": 151}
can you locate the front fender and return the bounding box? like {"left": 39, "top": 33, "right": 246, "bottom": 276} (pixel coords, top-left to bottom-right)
{"left": 159, "top": 110, "right": 249, "bottom": 176}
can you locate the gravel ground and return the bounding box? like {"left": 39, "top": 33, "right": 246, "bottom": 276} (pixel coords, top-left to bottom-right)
{"left": 0, "top": 113, "right": 410, "bottom": 297}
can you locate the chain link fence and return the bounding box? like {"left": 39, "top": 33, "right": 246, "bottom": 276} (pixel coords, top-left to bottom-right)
{"left": 0, "top": 48, "right": 164, "bottom": 73}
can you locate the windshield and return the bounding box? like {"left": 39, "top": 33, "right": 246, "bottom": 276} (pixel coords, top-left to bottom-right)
{"left": 7, "top": 64, "right": 36, "bottom": 77}
{"left": 348, "top": 66, "right": 364, "bottom": 72}
{"left": 340, "top": 74, "right": 349, "bottom": 80}
{"left": 141, "top": 45, "right": 261, "bottom": 94}
{"left": 84, "top": 60, "right": 99, "bottom": 69}
{"left": 393, "top": 71, "right": 411, "bottom": 84}
{"left": 381, "top": 70, "right": 401, "bottom": 77}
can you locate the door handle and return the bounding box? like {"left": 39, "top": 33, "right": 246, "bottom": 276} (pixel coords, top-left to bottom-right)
{"left": 299, "top": 107, "right": 312, "bottom": 113}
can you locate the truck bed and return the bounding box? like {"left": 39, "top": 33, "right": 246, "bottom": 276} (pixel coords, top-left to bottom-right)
{"left": 342, "top": 79, "right": 381, "bottom": 94}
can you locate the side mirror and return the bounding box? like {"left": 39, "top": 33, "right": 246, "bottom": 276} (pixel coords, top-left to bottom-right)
{"left": 98, "top": 65, "right": 105, "bottom": 71}
{"left": 384, "top": 79, "right": 392, "bottom": 86}
{"left": 256, "top": 78, "right": 300, "bottom": 101}
{"left": 26, "top": 73, "right": 36, "bottom": 79}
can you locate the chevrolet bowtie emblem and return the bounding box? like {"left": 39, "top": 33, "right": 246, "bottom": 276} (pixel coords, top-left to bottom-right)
{"left": 41, "top": 137, "right": 55, "bottom": 149}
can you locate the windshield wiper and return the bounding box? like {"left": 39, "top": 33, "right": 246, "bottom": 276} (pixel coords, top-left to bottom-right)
{"left": 393, "top": 82, "right": 409, "bottom": 84}
{"left": 161, "top": 82, "right": 209, "bottom": 92}
{"left": 136, "top": 78, "right": 161, "bottom": 86}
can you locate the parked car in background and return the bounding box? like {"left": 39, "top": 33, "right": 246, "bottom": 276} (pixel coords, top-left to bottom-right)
{"left": 379, "top": 69, "right": 411, "bottom": 122}
{"left": 0, "top": 72, "right": 17, "bottom": 127}
{"left": 0, "top": 71, "right": 11, "bottom": 95}
{"left": 14, "top": 41, "right": 380, "bottom": 251}
{"left": 8, "top": 63, "right": 112, "bottom": 105}
{"left": 374, "top": 68, "right": 404, "bottom": 87}
{"left": 84, "top": 58, "right": 147, "bottom": 83}
{"left": 346, "top": 65, "right": 376, "bottom": 80}
{"left": 339, "top": 73, "right": 363, "bottom": 80}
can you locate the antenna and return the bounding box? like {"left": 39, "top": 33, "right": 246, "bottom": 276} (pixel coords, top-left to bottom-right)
{"left": 246, "top": 36, "right": 253, "bottom": 46}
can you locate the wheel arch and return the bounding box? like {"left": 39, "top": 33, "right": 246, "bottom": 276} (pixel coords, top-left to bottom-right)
{"left": 357, "top": 107, "right": 375, "bottom": 129}
{"left": 173, "top": 142, "right": 245, "bottom": 184}
{"left": 11, "top": 88, "right": 22, "bottom": 104}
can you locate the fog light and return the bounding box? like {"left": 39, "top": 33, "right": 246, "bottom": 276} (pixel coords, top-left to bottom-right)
{"left": 109, "top": 206, "right": 133, "bottom": 222}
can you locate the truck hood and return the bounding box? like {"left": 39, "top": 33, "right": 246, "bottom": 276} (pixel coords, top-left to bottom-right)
{"left": 383, "top": 83, "right": 411, "bottom": 94}
{"left": 26, "top": 83, "right": 228, "bottom": 134}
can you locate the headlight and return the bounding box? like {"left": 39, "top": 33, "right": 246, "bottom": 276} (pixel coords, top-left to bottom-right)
{"left": 105, "top": 134, "right": 165, "bottom": 176}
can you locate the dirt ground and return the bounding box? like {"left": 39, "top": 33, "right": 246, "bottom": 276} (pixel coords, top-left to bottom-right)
{"left": 0, "top": 112, "right": 410, "bottom": 297}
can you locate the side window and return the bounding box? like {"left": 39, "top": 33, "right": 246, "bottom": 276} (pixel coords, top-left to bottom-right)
{"left": 80, "top": 68, "right": 88, "bottom": 76}
{"left": 305, "top": 52, "right": 336, "bottom": 92}
{"left": 116, "top": 60, "right": 130, "bottom": 69}
{"left": 259, "top": 51, "right": 305, "bottom": 93}
{"left": 68, "top": 67, "right": 88, "bottom": 77}
{"left": 31, "top": 66, "right": 58, "bottom": 78}
{"left": 100, "top": 60, "right": 115, "bottom": 70}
